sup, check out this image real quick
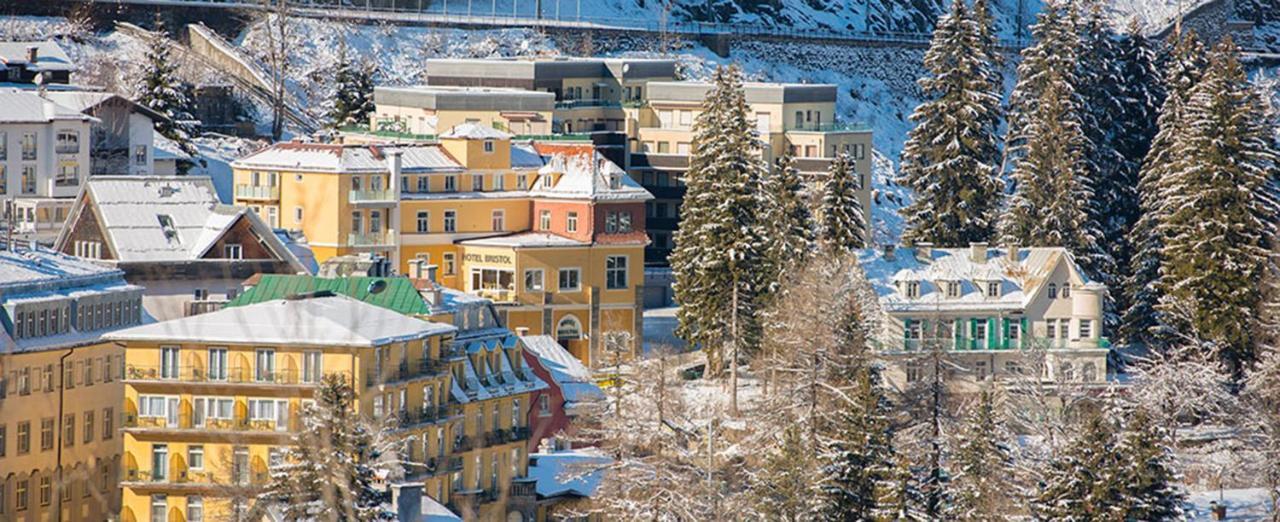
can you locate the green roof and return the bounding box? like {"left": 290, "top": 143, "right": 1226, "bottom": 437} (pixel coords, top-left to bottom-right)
{"left": 227, "top": 274, "right": 431, "bottom": 316}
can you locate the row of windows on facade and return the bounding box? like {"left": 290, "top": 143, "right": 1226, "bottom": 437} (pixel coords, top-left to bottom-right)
{"left": 9, "top": 296, "right": 143, "bottom": 339}
{"left": 653, "top": 108, "right": 827, "bottom": 132}
{"left": 466, "top": 255, "right": 629, "bottom": 294}
{"left": 0, "top": 407, "right": 115, "bottom": 459}
{"left": 0, "top": 458, "right": 116, "bottom": 515}
{"left": 903, "top": 359, "right": 1101, "bottom": 383}
{"left": 2, "top": 354, "right": 123, "bottom": 398}
{"left": 903, "top": 317, "right": 1095, "bottom": 342}
{"left": 248, "top": 171, "right": 552, "bottom": 194}
{"left": 0, "top": 164, "right": 79, "bottom": 195}
{"left": 0, "top": 130, "right": 79, "bottom": 159}
{"left": 150, "top": 346, "right": 328, "bottom": 383}
{"left": 897, "top": 280, "right": 1077, "bottom": 300}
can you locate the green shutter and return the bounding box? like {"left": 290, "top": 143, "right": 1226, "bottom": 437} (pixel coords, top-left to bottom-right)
{"left": 1002, "top": 318, "right": 1011, "bottom": 349}
{"left": 1020, "top": 318, "right": 1028, "bottom": 349}
{"left": 921, "top": 320, "right": 929, "bottom": 344}
{"left": 903, "top": 318, "right": 912, "bottom": 350}
{"left": 987, "top": 318, "right": 997, "bottom": 350}
{"left": 953, "top": 320, "right": 962, "bottom": 350}
{"left": 969, "top": 319, "right": 978, "bottom": 350}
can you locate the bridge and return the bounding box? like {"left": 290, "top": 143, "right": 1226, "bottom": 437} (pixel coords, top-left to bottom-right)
{"left": 79, "top": 0, "right": 1031, "bottom": 50}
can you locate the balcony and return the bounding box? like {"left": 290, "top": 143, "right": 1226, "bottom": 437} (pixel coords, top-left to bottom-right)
{"left": 124, "top": 364, "right": 343, "bottom": 388}
{"left": 347, "top": 231, "right": 396, "bottom": 248}
{"left": 787, "top": 121, "right": 872, "bottom": 133}
{"left": 453, "top": 435, "right": 477, "bottom": 453}
{"left": 122, "top": 410, "right": 294, "bottom": 436}
{"left": 349, "top": 189, "right": 397, "bottom": 204}
{"left": 472, "top": 288, "right": 517, "bottom": 303}
{"left": 448, "top": 456, "right": 464, "bottom": 471}
{"left": 365, "top": 358, "right": 448, "bottom": 386}
{"left": 393, "top": 405, "right": 451, "bottom": 429}
{"left": 511, "top": 479, "right": 537, "bottom": 498}
{"left": 235, "top": 184, "right": 279, "bottom": 201}
{"left": 554, "top": 99, "right": 621, "bottom": 110}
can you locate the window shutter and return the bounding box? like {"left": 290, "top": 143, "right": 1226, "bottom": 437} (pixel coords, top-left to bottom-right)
{"left": 987, "top": 318, "right": 997, "bottom": 349}
{"left": 1020, "top": 318, "right": 1028, "bottom": 349}
{"left": 969, "top": 319, "right": 978, "bottom": 350}
{"left": 1002, "top": 319, "right": 1011, "bottom": 349}
{"left": 953, "top": 321, "right": 962, "bottom": 350}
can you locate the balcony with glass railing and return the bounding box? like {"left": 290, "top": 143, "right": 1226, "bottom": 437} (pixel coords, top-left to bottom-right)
{"left": 234, "top": 184, "right": 280, "bottom": 201}
{"left": 786, "top": 121, "right": 873, "bottom": 133}
{"left": 347, "top": 230, "right": 396, "bottom": 248}
{"left": 365, "top": 358, "right": 449, "bottom": 387}
{"left": 349, "top": 189, "right": 397, "bottom": 204}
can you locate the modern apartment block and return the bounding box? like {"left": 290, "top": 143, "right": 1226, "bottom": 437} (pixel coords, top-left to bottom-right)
{"left": 0, "top": 246, "right": 146, "bottom": 521}
{"left": 369, "top": 86, "right": 556, "bottom": 137}
{"left": 404, "top": 57, "right": 874, "bottom": 266}
{"left": 231, "top": 132, "right": 650, "bottom": 365}
{"left": 858, "top": 243, "right": 1111, "bottom": 390}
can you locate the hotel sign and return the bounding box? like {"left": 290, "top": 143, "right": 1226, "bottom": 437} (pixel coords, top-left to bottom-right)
{"left": 464, "top": 253, "right": 513, "bottom": 266}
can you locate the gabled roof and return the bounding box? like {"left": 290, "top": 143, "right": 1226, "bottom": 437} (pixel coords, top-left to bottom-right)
{"left": 54, "top": 176, "right": 305, "bottom": 270}
{"left": 858, "top": 246, "right": 1098, "bottom": 312}
{"left": 106, "top": 294, "right": 456, "bottom": 346}
{"left": 227, "top": 274, "right": 431, "bottom": 316}
{"left": 440, "top": 122, "right": 512, "bottom": 140}
{"left": 520, "top": 335, "right": 603, "bottom": 404}
{"left": 532, "top": 151, "right": 652, "bottom": 202}
{"left": 233, "top": 142, "right": 463, "bottom": 173}
{"left": 0, "top": 89, "right": 96, "bottom": 124}
{"left": 42, "top": 90, "right": 167, "bottom": 122}
{"left": 0, "top": 41, "right": 74, "bottom": 72}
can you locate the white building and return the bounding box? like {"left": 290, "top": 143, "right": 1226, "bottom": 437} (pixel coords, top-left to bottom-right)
{"left": 0, "top": 89, "right": 96, "bottom": 233}
{"left": 858, "top": 243, "right": 1110, "bottom": 388}
{"left": 43, "top": 91, "right": 164, "bottom": 177}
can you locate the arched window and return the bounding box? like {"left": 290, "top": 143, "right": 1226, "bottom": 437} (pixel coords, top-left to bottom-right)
{"left": 1060, "top": 362, "right": 1074, "bottom": 382}
{"left": 1048, "top": 283, "right": 1058, "bottom": 299}
{"left": 556, "top": 316, "right": 582, "bottom": 341}
{"left": 1061, "top": 283, "right": 1071, "bottom": 298}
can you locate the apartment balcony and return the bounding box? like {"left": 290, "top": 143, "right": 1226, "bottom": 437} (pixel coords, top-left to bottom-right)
{"left": 366, "top": 358, "right": 450, "bottom": 386}
{"left": 347, "top": 231, "right": 396, "bottom": 248}
{"left": 448, "top": 456, "right": 464, "bottom": 472}
{"left": 554, "top": 99, "right": 621, "bottom": 110}
{"left": 393, "top": 405, "right": 451, "bottom": 429}
{"left": 124, "top": 364, "right": 345, "bottom": 388}
{"left": 349, "top": 189, "right": 397, "bottom": 206}
{"left": 786, "top": 121, "right": 872, "bottom": 133}
{"left": 472, "top": 287, "right": 517, "bottom": 303}
{"left": 511, "top": 478, "right": 537, "bottom": 498}
{"left": 235, "top": 184, "right": 279, "bottom": 201}
{"left": 122, "top": 410, "right": 295, "bottom": 439}
{"left": 885, "top": 336, "right": 1111, "bottom": 353}
{"left": 453, "top": 435, "right": 477, "bottom": 453}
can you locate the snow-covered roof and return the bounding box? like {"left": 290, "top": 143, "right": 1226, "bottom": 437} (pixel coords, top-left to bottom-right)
{"left": 521, "top": 335, "right": 604, "bottom": 404}
{"left": 0, "top": 89, "right": 96, "bottom": 124}
{"left": 152, "top": 131, "right": 192, "bottom": 161}
{"left": 532, "top": 152, "right": 652, "bottom": 202}
{"left": 0, "top": 246, "right": 126, "bottom": 291}
{"left": 440, "top": 122, "right": 511, "bottom": 140}
{"left": 528, "top": 449, "right": 611, "bottom": 498}
{"left": 233, "top": 143, "right": 463, "bottom": 173}
{"left": 0, "top": 41, "right": 74, "bottom": 73}
{"left": 59, "top": 176, "right": 303, "bottom": 268}
{"left": 510, "top": 143, "right": 544, "bottom": 169}
{"left": 41, "top": 90, "right": 166, "bottom": 122}
{"left": 106, "top": 294, "right": 457, "bottom": 346}
{"left": 857, "top": 246, "right": 1093, "bottom": 312}
{"left": 459, "top": 232, "right": 590, "bottom": 249}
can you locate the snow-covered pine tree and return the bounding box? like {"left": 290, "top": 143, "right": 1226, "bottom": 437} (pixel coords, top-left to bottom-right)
{"left": 878, "top": 455, "right": 928, "bottom": 521}
{"left": 1246, "top": 315, "right": 1280, "bottom": 515}
{"left": 1032, "top": 409, "right": 1127, "bottom": 520}
{"left": 1072, "top": 0, "right": 1123, "bottom": 317}
{"left": 750, "top": 423, "right": 821, "bottom": 520}
{"left": 1154, "top": 38, "right": 1279, "bottom": 378}
{"left": 1120, "top": 32, "right": 1206, "bottom": 350}
{"left": 1003, "top": 0, "right": 1079, "bottom": 171}
{"left": 899, "top": 0, "right": 1004, "bottom": 247}
{"left": 999, "top": 68, "right": 1101, "bottom": 263}
{"left": 257, "top": 374, "right": 394, "bottom": 521}
{"left": 762, "top": 150, "right": 816, "bottom": 288}
{"left": 1115, "top": 407, "right": 1187, "bottom": 521}
{"left": 136, "top": 18, "right": 199, "bottom": 159}
{"left": 819, "top": 152, "right": 865, "bottom": 254}
{"left": 816, "top": 364, "right": 897, "bottom": 520}
{"left": 946, "top": 391, "right": 1016, "bottom": 520}
{"left": 327, "top": 40, "right": 377, "bottom": 130}
{"left": 670, "top": 64, "right": 771, "bottom": 372}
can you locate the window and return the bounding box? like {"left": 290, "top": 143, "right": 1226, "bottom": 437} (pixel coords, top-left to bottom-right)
{"left": 255, "top": 349, "right": 276, "bottom": 382}
{"left": 491, "top": 209, "right": 505, "bottom": 232}
{"left": 443, "top": 253, "right": 456, "bottom": 275}
{"left": 517, "top": 174, "right": 528, "bottom": 190}
{"left": 64, "top": 414, "right": 74, "bottom": 447}
{"left": 444, "top": 210, "right": 456, "bottom": 233}
{"left": 303, "top": 351, "right": 322, "bottom": 383}
{"left": 473, "top": 174, "right": 484, "bottom": 191}
{"left": 21, "top": 165, "right": 35, "bottom": 194}
{"left": 0, "top": 131, "right": 5, "bottom": 159}
{"left": 539, "top": 394, "right": 551, "bottom": 416}
{"left": 17, "top": 421, "right": 30, "bottom": 454}
{"left": 679, "top": 110, "right": 692, "bottom": 126}
{"left": 151, "top": 495, "right": 167, "bottom": 522}
{"left": 946, "top": 281, "right": 961, "bottom": 298}
{"left": 974, "top": 360, "right": 989, "bottom": 381}
{"left": 40, "top": 418, "right": 53, "bottom": 450}
{"left": 444, "top": 175, "right": 457, "bottom": 192}
{"left": 21, "top": 133, "right": 36, "bottom": 160}
{"left": 905, "top": 281, "right": 921, "bottom": 298}
{"left": 417, "top": 176, "right": 429, "bottom": 192}
{"left": 558, "top": 268, "right": 581, "bottom": 291}
{"left": 103, "top": 408, "right": 113, "bottom": 439}
{"left": 208, "top": 348, "right": 227, "bottom": 381}
{"left": 56, "top": 164, "right": 79, "bottom": 186}
{"left": 0, "top": 425, "right": 5, "bottom": 457}
{"left": 975, "top": 321, "right": 987, "bottom": 345}
{"left": 1059, "top": 320, "right": 1070, "bottom": 340}
{"left": 224, "top": 243, "right": 243, "bottom": 259}
{"left": 524, "top": 269, "right": 544, "bottom": 292}
{"left": 1009, "top": 321, "right": 1021, "bottom": 344}
{"left": 905, "top": 319, "right": 922, "bottom": 340}
{"left": 483, "top": 140, "right": 495, "bottom": 153}
{"left": 556, "top": 316, "right": 582, "bottom": 340}
{"left": 152, "top": 444, "right": 169, "bottom": 481}
{"left": 494, "top": 174, "right": 505, "bottom": 190}
{"left": 187, "top": 496, "right": 204, "bottom": 522}
{"left": 1061, "top": 284, "right": 1071, "bottom": 298}
{"left": 56, "top": 130, "right": 79, "bottom": 154}
{"left": 38, "top": 476, "right": 50, "bottom": 506}
{"left": 987, "top": 281, "right": 1000, "bottom": 297}
{"left": 351, "top": 212, "right": 363, "bottom": 234}
{"left": 512, "top": 398, "right": 521, "bottom": 427}
{"left": 540, "top": 210, "right": 551, "bottom": 230}
{"left": 1079, "top": 319, "right": 1093, "bottom": 339}
{"left": 1046, "top": 319, "right": 1058, "bottom": 339}
{"left": 905, "top": 362, "right": 922, "bottom": 383}
{"left": 370, "top": 210, "right": 382, "bottom": 233}
{"left": 606, "top": 256, "right": 628, "bottom": 289}
{"left": 294, "top": 206, "right": 303, "bottom": 223}
{"left": 417, "top": 211, "right": 429, "bottom": 233}
{"left": 1048, "top": 283, "right": 1058, "bottom": 299}
{"left": 15, "top": 480, "right": 27, "bottom": 511}
{"left": 188, "top": 445, "right": 204, "bottom": 470}
{"left": 161, "top": 347, "right": 179, "bottom": 379}
{"left": 657, "top": 141, "right": 670, "bottom": 153}
{"left": 233, "top": 448, "right": 250, "bottom": 485}
{"left": 567, "top": 212, "right": 578, "bottom": 233}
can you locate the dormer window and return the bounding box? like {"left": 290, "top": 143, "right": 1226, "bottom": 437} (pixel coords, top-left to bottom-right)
{"left": 904, "top": 281, "right": 921, "bottom": 298}
{"left": 986, "top": 281, "right": 1000, "bottom": 298}
{"left": 157, "top": 215, "right": 179, "bottom": 243}
{"left": 1061, "top": 283, "right": 1071, "bottom": 299}
{"left": 945, "top": 281, "right": 961, "bottom": 298}
{"left": 1048, "top": 283, "right": 1058, "bottom": 299}
{"left": 542, "top": 174, "right": 554, "bottom": 189}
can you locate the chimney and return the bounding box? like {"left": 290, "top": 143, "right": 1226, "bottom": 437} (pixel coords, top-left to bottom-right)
{"left": 26, "top": 45, "right": 38, "bottom": 64}
{"left": 882, "top": 243, "right": 896, "bottom": 261}
{"left": 426, "top": 264, "right": 439, "bottom": 283}
{"left": 390, "top": 483, "right": 423, "bottom": 522}
{"left": 388, "top": 149, "right": 403, "bottom": 199}
{"left": 516, "top": 327, "right": 529, "bottom": 337}
{"left": 1007, "top": 244, "right": 1019, "bottom": 262}
{"left": 970, "top": 242, "right": 989, "bottom": 263}
{"left": 915, "top": 242, "right": 933, "bottom": 262}
{"left": 408, "top": 258, "right": 426, "bottom": 280}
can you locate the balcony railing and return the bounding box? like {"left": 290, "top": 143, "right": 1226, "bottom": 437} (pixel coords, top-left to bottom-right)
{"left": 555, "top": 99, "right": 620, "bottom": 110}
{"left": 347, "top": 231, "right": 396, "bottom": 248}
{"left": 121, "top": 468, "right": 221, "bottom": 485}
{"left": 453, "top": 435, "right": 476, "bottom": 452}
{"left": 787, "top": 121, "right": 873, "bottom": 133}
{"left": 394, "top": 405, "right": 450, "bottom": 428}
{"left": 125, "top": 364, "right": 343, "bottom": 386}
{"left": 366, "top": 358, "right": 448, "bottom": 385}
{"left": 885, "top": 336, "right": 1112, "bottom": 352}
{"left": 472, "top": 288, "right": 517, "bottom": 303}
{"left": 123, "top": 411, "right": 294, "bottom": 434}
{"left": 349, "top": 189, "right": 396, "bottom": 203}
{"left": 235, "top": 184, "right": 280, "bottom": 200}
{"left": 511, "top": 479, "right": 537, "bottom": 498}
{"left": 448, "top": 456, "right": 464, "bottom": 471}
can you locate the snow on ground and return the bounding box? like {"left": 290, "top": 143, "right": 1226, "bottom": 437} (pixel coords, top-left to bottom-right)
{"left": 1187, "top": 489, "right": 1275, "bottom": 521}
{"left": 188, "top": 135, "right": 265, "bottom": 203}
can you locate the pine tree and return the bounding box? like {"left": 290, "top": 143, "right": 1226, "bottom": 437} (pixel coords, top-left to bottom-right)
{"left": 1155, "top": 38, "right": 1278, "bottom": 377}
{"left": 1116, "top": 407, "right": 1187, "bottom": 521}
{"left": 1032, "top": 409, "right": 1128, "bottom": 520}
{"left": 817, "top": 365, "right": 896, "bottom": 521}
{"left": 670, "top": 64, "right": 771, "bottom": 373}
{"left": 761, "top": 150, "right": 816, "bottom": 288}
{"left": 327, "top": 40, "right": 377, "bottom": 130}
{"left": 947, "top": 391, "right": 1016, "bottom": 520}
{"left": 1004, "top": 0, "right": 1079, "bottom": 169}
{"left": 751, "top": 423, "right": 821, "bottom": 521}
{"left": 899, "top": 0, "right": 1004, "bottom": 247}
{"left": 878, "top": 456, "right": 928, "bottom": 521}
{"left": 1121, "top": 32, "right": 1206, "bottom": 349}
{"left": 819, "top": 152, "right": 865, "bottom": 253}
{"left": 258, "top": 374, "right": 394, "bottom": 521}
{"left": 136, "top": 17, "right": 199, "bottom": 159}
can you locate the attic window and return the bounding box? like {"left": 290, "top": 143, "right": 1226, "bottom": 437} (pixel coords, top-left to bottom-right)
{"left": 945, "top": 281, "right": 960, "bottom": 298}
{"left": 1061, "top": 284, "right": 1071, "bottom": 299}
{"left": 158, "top": 186, "right": 177, "bottom": 198}
{"left": 986, "top": 281, "right": 1000, "bottom": 297}
{"left": 542, "top": 175, "right": 553, "bottom": 188}
{"left": 483, "top": 141, "right": 494, "bottom": 153}
{"left": 902, "top": 281, "right": 921, "bottom": 299}
{"left": 608, "top": 172, "right": 622, "bottom": 190}
{"left": 157, "top": 215, "right": 179, "bottom": 243}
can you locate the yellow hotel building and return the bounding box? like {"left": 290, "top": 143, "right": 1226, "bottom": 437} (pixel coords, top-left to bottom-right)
{"left": 106, "top": 292, "right": 549, "bottom": 521}
{"left": 230, "top": 127, "right": 651, "bottom": 365}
